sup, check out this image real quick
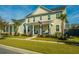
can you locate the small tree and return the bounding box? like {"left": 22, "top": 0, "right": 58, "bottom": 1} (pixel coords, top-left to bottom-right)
{"left": 60, "top": 13, "right": 68, "bottom": 37}
{"left": 0, "top": 16, "right": 7, "bottom": 37}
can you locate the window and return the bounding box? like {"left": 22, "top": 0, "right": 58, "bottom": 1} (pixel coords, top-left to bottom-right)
{"left": 33, "top": 17, "right": 35, "bottom": 22}
{"left": 40, "top": 16, "right": 42, "bottom": 20}
{"left": 48, "top": 14, "right": 50, "bottom": 20}
{"left": 56, "top": 25, "right": 59, "bottom": 31}
{"left": 28, "top": 18, "right": 29, "bottom": 23}
{"left": 56, "top": 12, "right": 62, "bottom": 19}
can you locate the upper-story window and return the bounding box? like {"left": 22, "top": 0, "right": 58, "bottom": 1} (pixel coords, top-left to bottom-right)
{"left": 48, "top": 14, "right": 51, "bottom": 20}
{"left": 56, "top": 12, "right": 62, "bottom": 19}
{"left": 40, "top": 16, "right": 42, "bottom": 20}
{"left": 28, "top": 18, "right": 29, "bottom": 23}
{"left": 33, "top": 17, "right": 35, "bottom": 22}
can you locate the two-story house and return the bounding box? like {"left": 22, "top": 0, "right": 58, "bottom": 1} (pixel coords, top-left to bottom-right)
{"left": 17, "top": 6, "right": 67, "bottom": 36}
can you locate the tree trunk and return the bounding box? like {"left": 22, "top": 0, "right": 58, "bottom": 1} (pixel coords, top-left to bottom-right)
{"left": 61, "top": 20, "right": 64, "bottom": 36}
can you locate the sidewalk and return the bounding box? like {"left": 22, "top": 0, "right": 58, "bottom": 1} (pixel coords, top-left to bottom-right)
{"left": 26, "top": 40, "right": 65, "bottom": 44}
{"left": 7, "top": 37, "right": 65, "bottom": 45}
{"left": 0, "top": 44, "right": 41, "bottom": 54}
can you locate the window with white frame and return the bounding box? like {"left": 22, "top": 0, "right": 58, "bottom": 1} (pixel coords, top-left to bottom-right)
{"left": 48, "top": 14, "right": 51, "bottom": 20}
{"left": 40, "top": 16, "right": 42, "bottom": 20}
{"left": 28, "top": 18, "right": 29, "bottom": 23}
{"left": 33, "top": 17, "right": 35, "bottom": 22}
{"left": 56, "top": 12, "right": 62, "bottom": 19}
{"left": 56, "top": 25, "right": 60, "bottom": 31}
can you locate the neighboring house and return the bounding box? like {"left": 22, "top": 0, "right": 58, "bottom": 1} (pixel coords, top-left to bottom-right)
{"left": 3, "top": 19, "right": 24, "bottom": 35}
{"left": 18, "top": 6, "right": 68, "bottom": 36}
{"left": 2, "top": 21, "right": 15, "bottom": 35}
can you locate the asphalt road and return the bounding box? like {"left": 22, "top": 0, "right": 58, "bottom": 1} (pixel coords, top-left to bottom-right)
{"left": 0, "top": 47, "right": 21, "bottom": 54}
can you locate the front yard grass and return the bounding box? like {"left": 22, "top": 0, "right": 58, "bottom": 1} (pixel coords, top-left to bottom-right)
{"left": 69, "top": 37, "right": 79, "bottom": 42}
{"left": 33, "top": 37, "right": 58, "bottom": 41}
{"left": 5, "top": 35, "right": 29, "bottom": 39}
{"left": 0, "top": 38, "right": 79, "bottom": 54}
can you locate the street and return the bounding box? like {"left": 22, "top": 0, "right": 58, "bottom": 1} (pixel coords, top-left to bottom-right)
{"left": 0, "top": 44, "right": 40, "bottom": 54}
{"left": 0, "top": 47, "right": 21, "bottom": 54}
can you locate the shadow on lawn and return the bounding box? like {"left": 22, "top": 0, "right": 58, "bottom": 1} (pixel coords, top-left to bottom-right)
{"left": 59, "top": 40, "right": 79, "bottom": 46}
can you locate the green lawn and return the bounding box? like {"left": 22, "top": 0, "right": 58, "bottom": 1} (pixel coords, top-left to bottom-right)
{"left": 32, "top": 37, "right": 60, "bottom": 42}
{"left": 69, "top": 37, "right": 79, "bottom": 42}
{"left": 0, "top": 38, "right": 79, "bottom": 54}
{"left": 5, "top": 35, "right": 29, "bottom": 39}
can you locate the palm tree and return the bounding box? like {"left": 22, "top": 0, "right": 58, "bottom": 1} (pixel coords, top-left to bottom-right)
{"left": 60, "top": 13, "right": 68, "bottom": 36}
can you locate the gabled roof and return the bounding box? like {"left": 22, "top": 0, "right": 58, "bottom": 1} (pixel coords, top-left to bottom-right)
{"left": 11, "top": 19, "right": 25, "bottom": 25}
{"left": 26, "top": 5, "right": 66, "bottom": 18}
{"left": 38, "top": 6, "right": 52, "bottom": 12}
{"left": 51, "top": 6, "right": 66, "bottom": 11}
{"left": 27, "top": 6, "right": 51, "bottom": 17}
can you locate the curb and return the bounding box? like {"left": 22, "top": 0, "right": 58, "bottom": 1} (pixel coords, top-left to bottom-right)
{"left": 0, "top": 44, "right": 41, "bottom": 54}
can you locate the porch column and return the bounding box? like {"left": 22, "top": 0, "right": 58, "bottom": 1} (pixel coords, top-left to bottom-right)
{"left": 32, "top": 25, "right": 34, "bottom": 35}
{"left": 48, "top": 23, "right": 51, "bottom": 35}
{"left": 39, "top": 25, "right": 42, "bottom": 35}
{"left": 12, "top": 25, "right": 14, "bottom": 35}
{"left": 6, "top": 26, "right": 8, "bottom": 32}
{"left": 26, "top": 25, "right": 28, "bottom": 35}
{"left": 4, "top": 25, "right": 6, "bottom": 32}
{"left": 10, "top": 25, "right": 12, "bottom": 35}
{"left": 8, "top": 25, "right": 10, "bottom": 35}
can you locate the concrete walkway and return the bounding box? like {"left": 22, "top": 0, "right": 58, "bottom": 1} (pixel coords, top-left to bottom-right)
{"left": 7, "top": 35, "right": 37, "bottom": 40}
{"left": 8, "top": 37, "right": 65, "bottom": 45}
{"left": 25, "top": 35, "right": 37, "bottom": 40}
{"left": 26, "top": 40, "right": 65, "bottom": 44}
{"left": 7, "top": 35, "right": 65, "bottom": 45}
{"left": 0, "top": 44, "right": 41, "bottom": 54}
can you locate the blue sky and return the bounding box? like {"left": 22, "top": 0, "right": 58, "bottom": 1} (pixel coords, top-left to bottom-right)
{"left": 0, "top": 5, "right": 79, "bottom": 24}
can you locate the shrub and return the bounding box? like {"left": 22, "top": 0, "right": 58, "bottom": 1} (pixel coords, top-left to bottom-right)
{"left": 1, "top": 32, "right": 9, "bottom": 37}
{"left": 37, "top": 34, "right": 43, "bottom": 37}
{"left": 53, "top": 32, "right": 67, "bottom": 40}
{"left": 54, "top": 32, "right": 62, "bottom": 38}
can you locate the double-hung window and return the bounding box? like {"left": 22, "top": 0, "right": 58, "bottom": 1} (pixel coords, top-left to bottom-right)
{"left": 33, "top": 17, "right": 35, "bottom": 22}
{"left": 56, "top": 12, "right": 62, "bottom": 19}
{"left": 28, "top": 18, "right": 29, "bottom": 23}
{"left": 56, "top": 25, "right": 60, "bottom": 31}
{"left": 40, "top": 16, "right": 42, "bottom": 20}
{"left": 48, "top": 14, "right": 51, "bottom": 20}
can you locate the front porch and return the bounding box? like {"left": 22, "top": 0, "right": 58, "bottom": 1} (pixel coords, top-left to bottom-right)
{"left": 2, "top": 23, "right": 15, "bottom": 35}
{"left": 27, "top": 23, "right": 52, "bottom": 36}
